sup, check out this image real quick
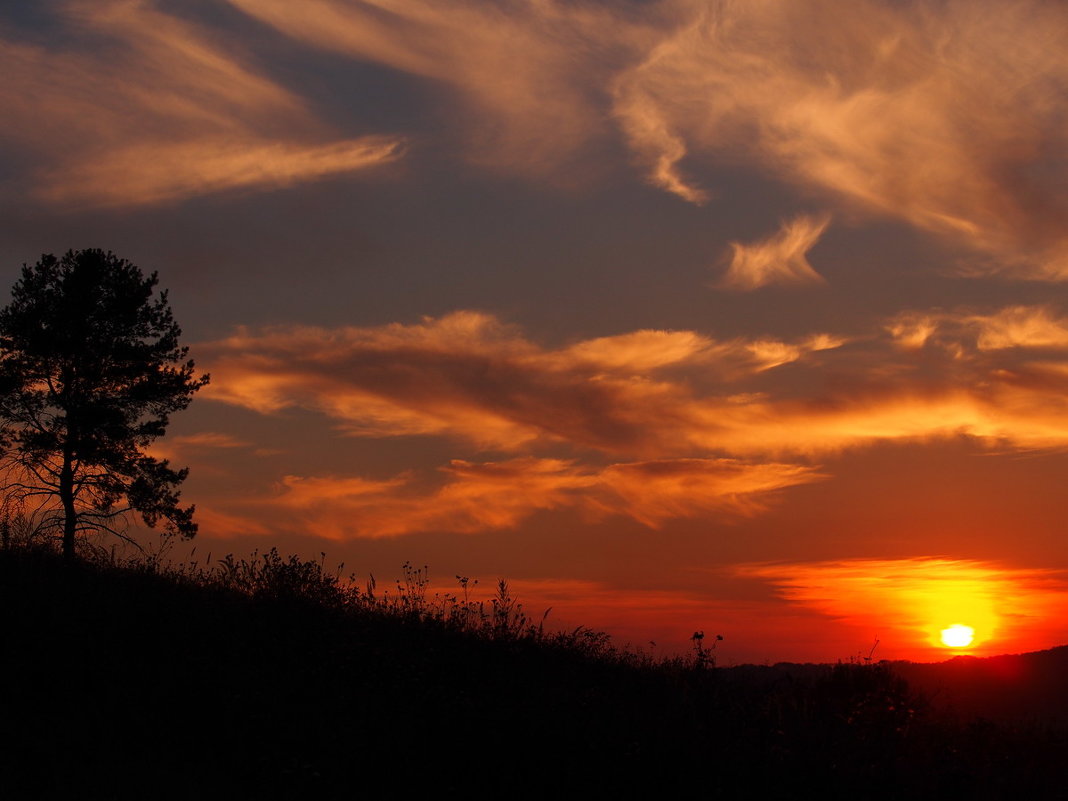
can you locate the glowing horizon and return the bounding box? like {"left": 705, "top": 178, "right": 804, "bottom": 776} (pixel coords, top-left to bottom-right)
{"left": 736, "top": 558, "right": 1068, "bottom": 661}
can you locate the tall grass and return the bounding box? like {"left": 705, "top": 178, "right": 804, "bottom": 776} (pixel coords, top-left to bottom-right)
{"left": 140, "top": 547, "right": 654, "bottom": 665}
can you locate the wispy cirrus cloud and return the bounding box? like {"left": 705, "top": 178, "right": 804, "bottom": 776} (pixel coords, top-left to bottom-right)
{"left": 611, "top": 0, "right": 1068, "bottom": 277}
{"left": 222, "top": 0, "right": 1068, "bottom": 277}
{"left": 193, "top": 506, "right": 272, "bottom": 539}
{"left": 0, "top": 0, "right": 403, "bottom": 206}
{"left": 166, "top": 432, "right": 251, "bottom": 451}
{"left": 39, "top": 137, "right": 402, "bottom": 207}
{"left": 197, "top": 310, "right": 844, "bottom": 454}
{"left": 720, "top": 214, "right": 830, "bottom": 290}
{"left": 11, "top": 0, "right": 1068, "bottom": 276}
{"left": 148, "top": 430, "right": 260, "bottom": 475}
{"left": 886, "top": 306, "right": 1068, "bottom": 351}
{"left": 968, "top": 307, "right": 1068, "bottom": 351}
{"left": 238, "top": 456, "right": 823, "bottom": 538}
{"left": 226, "top": 0, "right": 646, "bottom": 179}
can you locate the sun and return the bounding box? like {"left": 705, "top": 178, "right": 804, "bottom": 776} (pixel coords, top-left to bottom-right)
{"left": 940, "top": 624, "right": 975, "bottom": 648}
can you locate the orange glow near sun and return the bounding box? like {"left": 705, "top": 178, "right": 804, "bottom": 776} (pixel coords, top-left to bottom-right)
{"left": 738, "top": 558, "right": 1068, "bottom": 660}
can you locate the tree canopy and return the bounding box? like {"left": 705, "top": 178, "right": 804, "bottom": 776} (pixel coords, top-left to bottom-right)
{"left": 0, "top": 249, "right": 208, "bottom": 558}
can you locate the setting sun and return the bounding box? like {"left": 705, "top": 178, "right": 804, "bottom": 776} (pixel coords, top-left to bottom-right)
{"left": 940, "top": 624, "right": 976, "bottom": 648}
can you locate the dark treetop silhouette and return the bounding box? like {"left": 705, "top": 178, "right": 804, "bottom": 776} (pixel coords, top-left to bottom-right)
{"left": 0, "top": 249, "right": 208, "bottom": 559}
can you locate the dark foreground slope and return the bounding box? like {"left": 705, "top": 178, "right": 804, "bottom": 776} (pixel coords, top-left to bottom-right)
{"left": 2, "top": 549, "right": 1065, "bottom": 800}
{"left": 893, "top": 647, "right": 1068, "bottom": 725}
{"left": 724, "top": 647, "right": 1068, "bottom": 727}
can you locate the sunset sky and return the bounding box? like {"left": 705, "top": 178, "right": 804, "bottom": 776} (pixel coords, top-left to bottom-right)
{"left": 4, "top": 0, "right": 1068, "bottom": 663}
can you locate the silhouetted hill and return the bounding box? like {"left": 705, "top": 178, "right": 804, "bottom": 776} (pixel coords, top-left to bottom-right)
{"left": 721, "top": 647, "right": 1068, "bottom": 726}
{"left": 2, "top": 548, "right": 1066, "bottom": 800}
{"left": 893, "top": 646, "right": 1068, "bottom": 724}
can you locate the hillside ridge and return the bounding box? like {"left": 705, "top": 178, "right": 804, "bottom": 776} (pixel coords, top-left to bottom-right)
{"left": 3, "top": 548, "right": 1065, "bottom": 799}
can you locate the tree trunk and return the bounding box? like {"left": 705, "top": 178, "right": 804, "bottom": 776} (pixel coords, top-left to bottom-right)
{"left": 59, "top": 449, "right": 77, "bottom": 561}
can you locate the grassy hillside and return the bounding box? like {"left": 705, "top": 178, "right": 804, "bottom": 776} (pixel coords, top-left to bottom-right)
{"left": 2, "top": 547, "right": 1065, "bottom": 799}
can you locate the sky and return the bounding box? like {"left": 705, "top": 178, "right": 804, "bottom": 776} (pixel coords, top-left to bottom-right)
{"left": 4, "top": 0, "right": 1068, "bottom": 664}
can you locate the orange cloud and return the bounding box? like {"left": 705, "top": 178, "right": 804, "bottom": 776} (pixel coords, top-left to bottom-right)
{"left": 251, "top": 456, "right": 821, "bottom": 538}
{"left": 968, "top": 307, "right": 1068, "bottom": 351}
{"left": 596, "top": 459, "right": 824, "bottom": 527}
{"left": 611, "top": 0, "right": 1068, "bottom": 277}
{"left": 267, "top": 459, "right": 593, "bottom": 538}
{"left": 226, "top": 0, "right": 644, "bottom": 179}
{"left": 738, "top": 558, "right": 1068, "bottom": 660}
{"left": 886, "top": 312, "right": 940, "bottom": 351}
{"left": 147, "top": 430, "right": 260, "bottom": 479}
{"left": 720, "top": 215, "right": 830, "bottom": 290}
{"left": 885, "top": 306, "right": 1068, "bottom": 352}
{"left": 192, "top": 506, "right": 273, "bottom": 539}
{"left": 38, "top": 137, "right": 402, "bottom": 207}
{"left": 612, "top": 70, "right": 709, "bottom": 204}
{"left": 198, "top": 311, "right": 844, "bottom": 454}
{"left": 1, "top": 0, "right": 403, "bottom": 206}
{"left": 562, "top": 329, "right": 713, "bottom": 372}
{"left": 11, "top": 0, "right": 1068, "bottom": 273}
{"left": 706, "top": 386, "right": 1068, "bottom": 457}
{"left": 167, "top": 433, "right": 252, "bottom": 450}
{"left": 198, "top": 309, "right": 1068, "bottom": 458}
{"left": 220, "top": 0, "right": 1068, "bottom": 276}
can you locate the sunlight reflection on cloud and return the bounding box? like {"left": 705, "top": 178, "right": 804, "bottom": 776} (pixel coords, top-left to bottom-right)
{"left": 11, "top": 0, "right": 1068, "bottom": 273}
{"left": 613, "top": 0, "right": 1068, "bottom": 277}
{"left": 720, "top": 215, "right": 830, "bottom": 290}
{"left": 200, "top": 308, "right": 1068, "bottom": 458}
{"left": 1, "top": 0, "right": 404, "bottom": 206}
{"left": 251, "top": 457, "right": 821, "bottom": 538}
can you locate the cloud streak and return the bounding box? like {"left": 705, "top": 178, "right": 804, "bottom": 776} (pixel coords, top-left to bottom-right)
{"left": 886, "top": 306, "right": 1068, "bottom": 351}
{"left": 613, "top": 0, "right": 1068, "bottom": 276}
{"left": 11, "top": 0, "right": 1068, "bottom": 275}
{"left": 244, "top": 456, "right": 823, "bottom": 538}
{"left": 0, "top": 0, "right": 403, "bottom": 206}
{"left": 226, "top": 0, "right": 1068, "bottom": 277}
{"left": 39, "top": 137, "right": 402, "bottom": 207}
{"left": 720, "top": 215, "right": 830, "bottom": 290}
{"left": 226, "top": 0, "right": 644, "bottom": 179}
{"left": 198, "top": 311, "right": 844, "bottom": 454}
{"left": 198, "top": 307, "right": 1068, "bottom": 460}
